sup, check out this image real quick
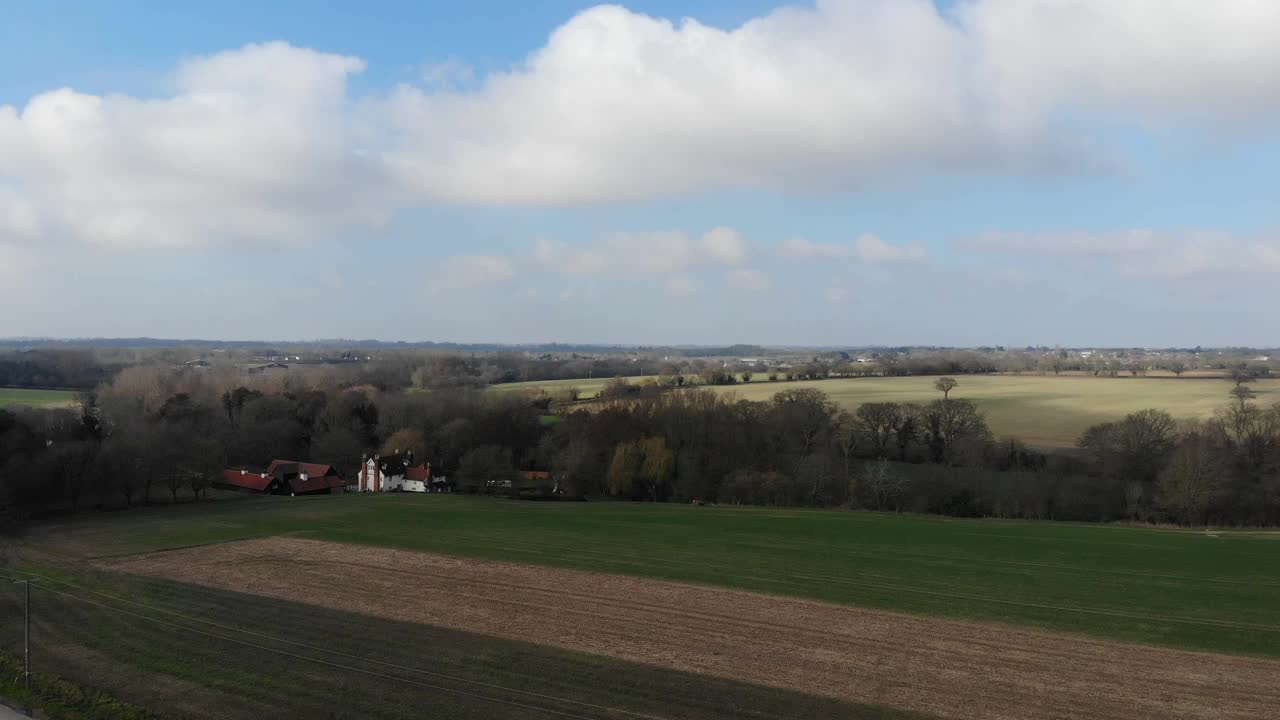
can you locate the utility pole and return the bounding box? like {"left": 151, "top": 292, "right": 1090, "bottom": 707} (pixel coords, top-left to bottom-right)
{"left": 13, "top": 580, "right": 29, "bottom": 695}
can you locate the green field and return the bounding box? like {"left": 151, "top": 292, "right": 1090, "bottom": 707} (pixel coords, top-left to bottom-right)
{"left": 19, "top": 494, "right": 1280, "bottom": 659}
{"left": 495, "top": 374, "right": 1273, "bottom": 447}
{"left": 488, "top": 375, "right": 649, "bottom": 398}
{"left": 0, "top": 387, "right": 76, "bottom": 409}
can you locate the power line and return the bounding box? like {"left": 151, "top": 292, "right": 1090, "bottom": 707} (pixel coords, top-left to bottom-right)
{"left": 1, "top": 570, "right": 671, "bottom": 720}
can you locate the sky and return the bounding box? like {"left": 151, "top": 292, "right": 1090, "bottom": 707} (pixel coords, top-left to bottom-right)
{"left": 2, "top": 0, "right": 1279, "bottom": 347}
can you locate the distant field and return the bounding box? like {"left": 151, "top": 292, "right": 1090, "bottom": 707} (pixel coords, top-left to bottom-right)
{"left": 488, "top": 375, "right": 649, "bottom": 398}
{"left": 0, "top": 387, "right": 76, "bottom": 409}
{"left": 494, "top": 374, "right": 1274, "bottom": 447}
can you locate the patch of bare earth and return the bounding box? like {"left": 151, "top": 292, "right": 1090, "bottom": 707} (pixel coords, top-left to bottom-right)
{"left": 104, "top": 538, "right": 1280, "bottom": 720}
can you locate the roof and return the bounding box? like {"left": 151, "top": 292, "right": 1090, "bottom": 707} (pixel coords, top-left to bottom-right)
{"left": 219, "top": 469, "right": 274, "bottom": 492}
{"left": 522, "top": 470, "right": 551, "bottom": 480}
{"left": 266, "top": 460, "right": 341, "bottom": 479}
{"left": 377, "top": 454, "right": 410, "bottom": 475}
{"left": 405, "top": 464, "right": 431, "bottom": 481}
{"left": 288, "top": 475, "right": 345, "bottom": 494}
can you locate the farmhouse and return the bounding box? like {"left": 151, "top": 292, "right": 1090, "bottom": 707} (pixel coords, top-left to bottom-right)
{"left": 217, "top": 460, "right": 346, "bottom": 496}
{"left": 355, "top": 451, "right": 447, "bottom": 493}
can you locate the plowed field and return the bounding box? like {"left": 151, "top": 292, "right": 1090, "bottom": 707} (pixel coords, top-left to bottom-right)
{"left": 107, "top": 538, "right": 1280, "bottom": 720}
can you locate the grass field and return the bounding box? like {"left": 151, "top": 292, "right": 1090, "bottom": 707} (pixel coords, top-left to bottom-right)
{"left": 0, "top": 387, "right": 76, "bottom": 409}
{"left": 20, "top": 494, "right": 1280, "bottom": 659}
{"left": 494, "top": 374, "right": 1274, "bottom": 447}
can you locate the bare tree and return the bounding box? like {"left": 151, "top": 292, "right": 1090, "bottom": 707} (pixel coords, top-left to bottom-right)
{"left": 934, "top": 377, "right": 958, "bottom": 400}
{"left": 922, "top": 399, "right": 990, "bottom": 464}
{"left": 889, "top": 403, "right": 922, "bottom": 461}
{"left": 855, "top": 402, "right": 899, "bottom": 458}
{"left": 1230, "top": 384, "right": 1257, "bottom": 410}
{"left": 1158, "top": 438, "right": 1224, "bottom": 525}
{"left": 833, "top": 411, "right": 859, "bottom": 495}
{"left": 862, "top": 458, "right": 905, "bottom": 511}
{"left": 1226, "top": 363, "right": 1255, "bottom": 388}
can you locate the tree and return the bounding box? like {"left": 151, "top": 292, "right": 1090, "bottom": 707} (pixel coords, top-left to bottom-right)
{"left": 921, "top": 399, "right": 990, "bottom": 465}
{"left": 833, "top": 411, "right": 859, "bottom": 496}
{"left": 1226, "top": 363, "right": 1255, "bottom": 388}
{"left": 854, "top": 402, "right": 899, "bottom": 458}
{"left": 458, "top": 445, "right": 517, "bottom": 495}
{"left": 889, "top": 404, "right": 921, "bottom": 462}
{"left": 1078, "top": 409, "right": 1177, "bottom": 519}
{"left": 1158, "top": 438, "right": 1224, "bottom": 525}
{"left": 1230, "top": 384, "right": 1257, "bottom": 410}
{"left": 862, "top": 458, "right": 905, "bottom": 511}
{"left": 380, "top": 428, "right": 426, "bottom": 458}
{"left": 740, "top": 370, "right": 753, "bottom": 383}
{"left": 934, "top": 377, "right": 958, "bottom": 400}
{"left": 607, "top": 437, "right": 673, "bottom": 501}
{"left": 1168, "top": 361, "right": 1187, "bottom": 377}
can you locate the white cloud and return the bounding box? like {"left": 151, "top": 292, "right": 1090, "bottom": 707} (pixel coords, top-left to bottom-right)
{"left": 3, "top": 2, "right": 1280, "bottom": 252}
{"left": 826, "top": 286, "right": 850, "bottom": 303}
{"left": 779, "top": 234, "right": 928, "bottom": 264}
{"left": 421, "top": 58, "right": 475, "bottom": 88}
{"left": 439, "top": 254, "right": 516, "bottom": 287}
{"left": 700, "top": 226, "right": 751, "bottom": 266}
{"left": 958, "top": 229, "right": 1280, "bottom": 277}
{"left": 726, "top": 268, "right": 771, "bottom": 291}
{"left": 532, "top": 226, "right": 753, "bottom": 276}
{"left": 959, "top": 230, "right": 1164, "bottom": 258}
{"left": 964, "top": 1, "right": 1280, "bottom": 125}
{"left": 0, "top": 42, "right": 394, "bottom": 250}
{"left": 383, "top": 1, "right": 1280, "bottom": 206}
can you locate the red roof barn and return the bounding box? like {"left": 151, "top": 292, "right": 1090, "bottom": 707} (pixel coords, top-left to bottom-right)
{"left": 217, "top": 460, "right": 345, "bottom": 496}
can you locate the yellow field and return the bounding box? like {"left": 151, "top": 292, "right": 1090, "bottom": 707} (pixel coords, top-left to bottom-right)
{"left": 493, "top": 374, "right": 1274, "bottom": 447}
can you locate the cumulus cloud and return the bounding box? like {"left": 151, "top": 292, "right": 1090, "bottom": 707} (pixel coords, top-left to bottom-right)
{"left": 383, "top": 1, "right": 1280, "bottom": 205}
{"left": 700, "top": 226, "right": 751, "bottom": 266}
{"left": 4, "top": 2, "right": 1280, "bottom": 251}
{"left": 779, "top": 234, "right": 928, "bottom": 264}
{"left": 0, "top": 42, "right": 394, "bottom": 249}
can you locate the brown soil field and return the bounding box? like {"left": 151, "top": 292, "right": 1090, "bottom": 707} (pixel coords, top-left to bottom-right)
{"left": 105, "top": 538, "right": 1280, "bottom": 720}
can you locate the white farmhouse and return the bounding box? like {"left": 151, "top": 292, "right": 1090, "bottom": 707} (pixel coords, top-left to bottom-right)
{"left": 354, "top": 451, "right": 448, "bottom": 493}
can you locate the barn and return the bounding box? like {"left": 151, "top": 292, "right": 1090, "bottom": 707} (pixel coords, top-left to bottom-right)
{"left": 217, "top": 460, "right": 346, "bottom": 496}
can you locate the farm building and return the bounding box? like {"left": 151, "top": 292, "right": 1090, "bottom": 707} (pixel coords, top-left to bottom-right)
{"left": 217, "top": 460, "right": 346, "bottom": 496}
{"left": 355, "top": 451, "right": 448, "bottom": 493}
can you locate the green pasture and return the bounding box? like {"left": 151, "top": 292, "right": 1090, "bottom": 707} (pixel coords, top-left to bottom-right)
{"left": 21, "top": 494, "right": 1280, "bottom": 659}
{"left": 494, "top": 374, "right": 1274, "bottom": 447}
{"left": 0, "top": 387, "right": 76, "bottom": 409}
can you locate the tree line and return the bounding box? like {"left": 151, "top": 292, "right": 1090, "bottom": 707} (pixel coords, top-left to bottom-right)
{"left": 2, "top": 367, "right": 1278, "bottom": 526}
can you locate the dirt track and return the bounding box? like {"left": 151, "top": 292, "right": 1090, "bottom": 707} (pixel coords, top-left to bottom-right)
{"left": 105, "top": 538, "right": 1280, "bottom": 720}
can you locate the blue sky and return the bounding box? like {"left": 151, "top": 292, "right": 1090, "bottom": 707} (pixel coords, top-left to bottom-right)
{"left": 2, "top": 1, "right": 1279, "bottom": 346}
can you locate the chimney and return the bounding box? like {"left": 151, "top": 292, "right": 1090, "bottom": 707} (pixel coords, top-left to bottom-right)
{"left": 407, "top": 450, "right": 414, "bottom": 464}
